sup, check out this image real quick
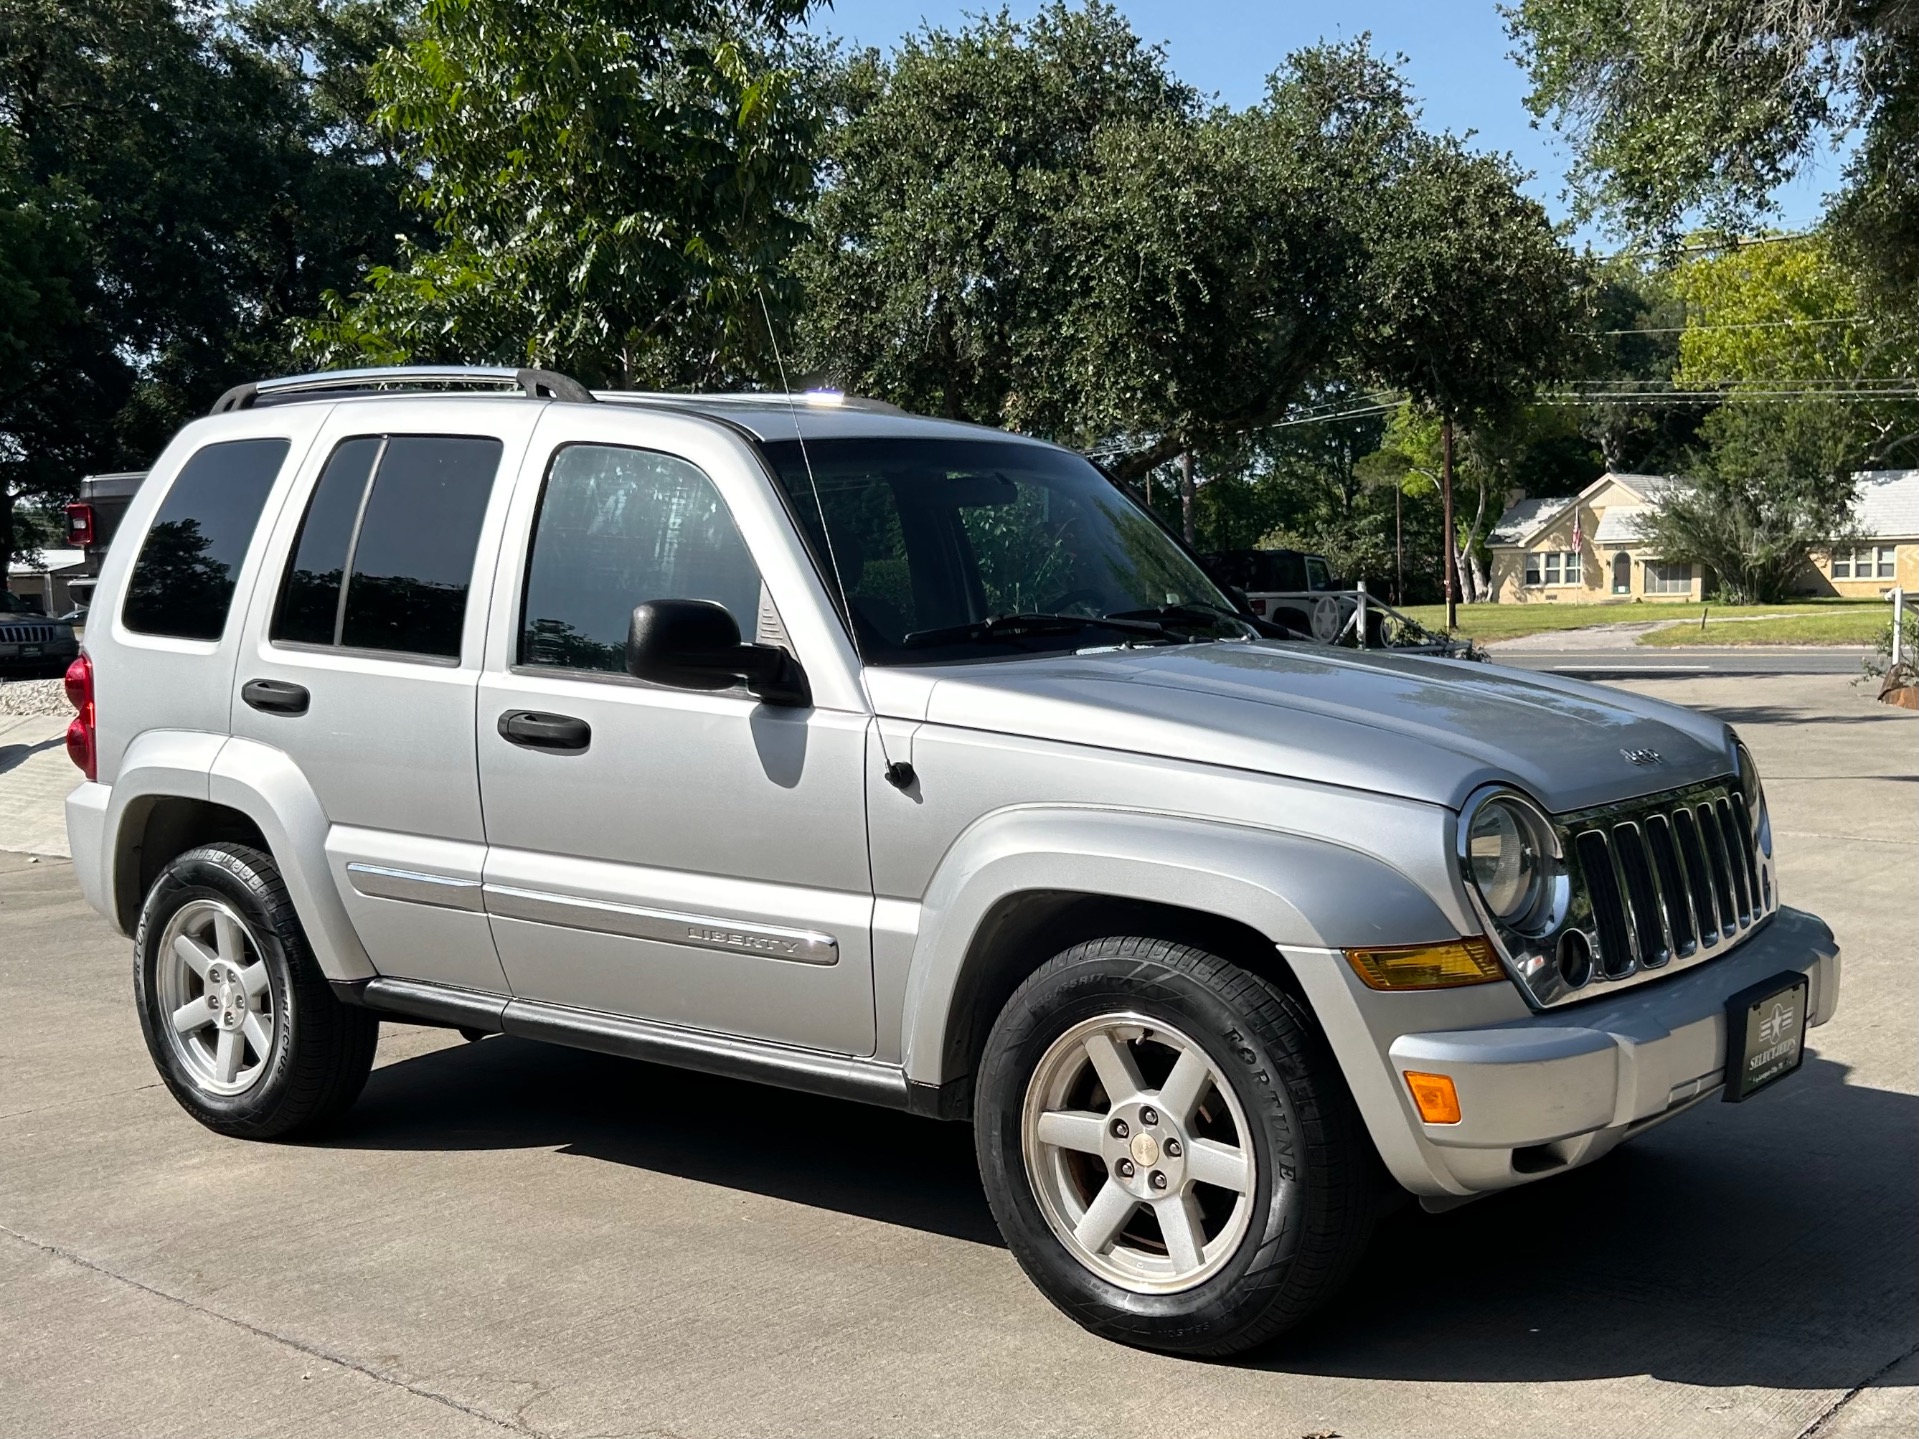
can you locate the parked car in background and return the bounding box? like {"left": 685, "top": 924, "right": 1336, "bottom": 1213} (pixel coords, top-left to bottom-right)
{"left": 65, "top": 366, "right": 1838, "bottom": 1357}
{"left": 0, "top": 587, "right": 80, "bottom": 676}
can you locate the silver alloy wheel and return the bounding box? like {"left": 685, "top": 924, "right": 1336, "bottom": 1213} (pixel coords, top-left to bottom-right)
{"left": 156, "top": 898, "right": 278, "bottom": 1096}
{"left": 1021, "top": 1013, "right": 1257, "bottom": 1294}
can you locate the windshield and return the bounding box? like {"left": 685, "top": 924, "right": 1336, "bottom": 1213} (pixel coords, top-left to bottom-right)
{"left": 761, "top": 436, "right": 1246, "bottom": 665}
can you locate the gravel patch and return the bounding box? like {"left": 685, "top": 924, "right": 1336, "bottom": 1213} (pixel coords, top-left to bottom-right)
{"left": 0, "top": 678, "right": 70, "bottom": 716}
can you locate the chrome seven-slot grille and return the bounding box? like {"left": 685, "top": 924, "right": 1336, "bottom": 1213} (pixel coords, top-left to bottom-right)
{"left": 1560, "top": 780, "right": 1773, "bottom": 986}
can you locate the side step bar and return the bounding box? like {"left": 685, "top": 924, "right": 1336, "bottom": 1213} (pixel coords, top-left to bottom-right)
{"left": 338, "top": 977, "right": 915, "bottom": 1113}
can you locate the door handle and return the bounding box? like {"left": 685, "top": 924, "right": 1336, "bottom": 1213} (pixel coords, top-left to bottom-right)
{"left": 242, "top": 678, "right": 309, "bottom": 715}
{"left": 498, "top": 710, "right": 591, "bottom": 752}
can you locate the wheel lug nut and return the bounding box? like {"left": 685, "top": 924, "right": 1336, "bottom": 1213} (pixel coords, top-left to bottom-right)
{"left": 1116, "top": 1158, "right": 1135, "bottom": 1179}
{"left": 1140, "top": 1106, "right": 1159, "bottom": 1127}
{"left": 1150, "top": 1170, "right": 1168, "bottom": 1191}
{"left": 1164, "top": 1137, "right": 1182, "bottom": 1158}
{"left": 1110, "top": 1117, "right": 1129, "bottom": 1140}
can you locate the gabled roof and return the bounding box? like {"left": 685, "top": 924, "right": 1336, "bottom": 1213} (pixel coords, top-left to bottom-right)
{"left": 1593, "top": 504, "right": 1650, "bottom": 545}
{"left": 1487, "top": 472, "right": 1677, "bottom": 548}
{"left": 1854, "top": 470, "right": 1919, "bottom": 539}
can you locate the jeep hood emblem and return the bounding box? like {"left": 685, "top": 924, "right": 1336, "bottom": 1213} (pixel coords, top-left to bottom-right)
{"left": 1621, "top": 747, "right": 1664, "bottom": 766}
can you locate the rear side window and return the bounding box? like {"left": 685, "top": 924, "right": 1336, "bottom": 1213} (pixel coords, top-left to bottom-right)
{"left": 271, "top": 435, "right": 502, "bottom": 661}
{"left": 122, "top": 438, "right": 291, "bottom": 640}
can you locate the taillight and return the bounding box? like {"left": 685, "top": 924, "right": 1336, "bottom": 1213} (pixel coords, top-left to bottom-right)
{"left": 65, "top": 502, "right": 96, "bottom": 547}
{"left": 64, "top": 654, "right": 96, "bottom": 781}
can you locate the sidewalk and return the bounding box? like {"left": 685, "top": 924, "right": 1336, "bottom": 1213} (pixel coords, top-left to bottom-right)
{"left": 0, "top": 712, "right": 74, "bottom": 857}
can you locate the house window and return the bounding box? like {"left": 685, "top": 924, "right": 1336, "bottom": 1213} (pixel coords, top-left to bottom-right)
{"left": 1831, "top": 546, "right": 1896, "bottom": 580}
{"left": 1645, "top": 561, "right": 1693, "bottom": 595}
{"left": 1525, "top": 550, "right": 1581, "bottom": 586}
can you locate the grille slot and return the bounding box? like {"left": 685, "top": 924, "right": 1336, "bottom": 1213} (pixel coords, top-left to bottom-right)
{"left": 1556, "top": 780, "right": 1770, "bottom": 1002}
{"left": 1696, "top": 803, "right": 1737, "bottom": 938}
{"left": 1612, "top": 822, "right": 1669, "bottom": 968}
{"left": 1574, "top": 829, "right": 1634, "bottom": 978}
{"left": 1643, "top": 814, "right": 1696, "bottom": 955}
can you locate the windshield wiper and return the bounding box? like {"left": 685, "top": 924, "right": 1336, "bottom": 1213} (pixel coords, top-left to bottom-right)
{"left": 1102, "top": 601, "right": 1254, "bottom": 636}
{"left": 901, "top": 612, "right": 1176, "bottom": 648}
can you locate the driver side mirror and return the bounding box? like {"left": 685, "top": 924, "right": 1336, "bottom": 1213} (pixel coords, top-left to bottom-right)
{"left": 625, "top": 599, "right": 810, "bottom": 707}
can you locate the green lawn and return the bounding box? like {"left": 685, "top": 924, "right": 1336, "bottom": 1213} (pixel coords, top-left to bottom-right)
{"left": 1395, "top": 599, "right": 1883, "bottom": 644}
{"left": 1636, "top": 608, "right": 1889, "bottom": 647}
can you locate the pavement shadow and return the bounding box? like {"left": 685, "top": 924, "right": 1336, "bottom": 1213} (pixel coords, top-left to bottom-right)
{"left": 1703, "top": 703, "right": 1907, "bottom": 728}
{"left": 331, "top": 1032, "right": 1001, "bottom": 1245}
{"left": 328, "top": 1036, "right": 1916, "bottom": 1388}
{"left": 0, "top": 736, "right": 63, "bottom": 777}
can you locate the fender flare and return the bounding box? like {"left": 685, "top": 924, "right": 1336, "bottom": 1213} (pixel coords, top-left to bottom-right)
{"left": 898, "top": 805, "right": 1457, "bottom": 1084}
{"left": 101, "top": 730, "right": 372, "bottom": 979}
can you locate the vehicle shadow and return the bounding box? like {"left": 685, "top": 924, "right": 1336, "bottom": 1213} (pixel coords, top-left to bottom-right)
{"left": 328, "top": 1035, "right": 1917, "bottom": 1388}
{"left": 1703, "top": 703, "right": 1909, "bottom": 728}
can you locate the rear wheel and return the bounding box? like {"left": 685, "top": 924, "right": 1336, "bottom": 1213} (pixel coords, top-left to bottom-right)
{"left": 134, "top": 843, "right": 378, "bottom": 1138}
{"left": 974, "top": 936, "right": 1376, "bottom": 1355}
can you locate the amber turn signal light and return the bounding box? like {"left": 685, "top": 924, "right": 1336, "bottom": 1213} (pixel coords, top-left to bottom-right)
{"left": 1342, "top": 937, "right": 1504, "bottom": 990}
{"left": 1403, "top": 1071, "right": 1462, "bottom": 1125}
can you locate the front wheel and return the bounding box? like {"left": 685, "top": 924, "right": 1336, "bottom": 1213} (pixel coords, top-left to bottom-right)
{"left": 134, "top": 843, "right": 378, "bottom": 1138}
{"left": 974, "top": 937, "right": 1377, "bottom": 1355}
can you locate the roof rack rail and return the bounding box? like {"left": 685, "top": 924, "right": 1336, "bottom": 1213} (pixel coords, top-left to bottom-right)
{"left": 209, "top": 365, "right": 594, "bottom": 415}
{"left": 591, "top": 389, "right": 905, "bottom": 415}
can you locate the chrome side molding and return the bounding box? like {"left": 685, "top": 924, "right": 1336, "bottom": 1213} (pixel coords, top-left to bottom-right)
{"left": 345, "top": 863, "right": 485, "bottom": 912}
{"left": 483, "top": 884, "right": 839, "bottom": 966}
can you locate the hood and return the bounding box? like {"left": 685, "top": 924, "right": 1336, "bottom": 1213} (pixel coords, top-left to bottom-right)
{"left": 876, "top": 640, "right": 1734, "bottom": 813}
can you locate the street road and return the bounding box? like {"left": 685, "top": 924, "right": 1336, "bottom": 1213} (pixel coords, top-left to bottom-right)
{"left": 1496, "top": 647, "right": 1872, "bottom": 678}
{"left": 1, "top": 674, "right": 1913, "bottom": 1438}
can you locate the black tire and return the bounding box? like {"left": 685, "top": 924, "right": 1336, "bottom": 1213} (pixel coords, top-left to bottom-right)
{"left": 974, "top": 937, "right": 1377, "bottom": 1356}
{"left": 134, "top": 843, "right": 378, "bottom": 1139}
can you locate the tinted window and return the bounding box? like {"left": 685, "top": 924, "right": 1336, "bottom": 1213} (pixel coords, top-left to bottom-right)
{"left": 520, "top": 445, "right": 761, "bottom": 673}
{"left": 122, "top": 439, "right": 290, "bottom": 639}
{"left": 270, "top": 435, "right": 501, "bottom": 660}
{"left": 272, "top": 438, "right": 381, "bottom": 646}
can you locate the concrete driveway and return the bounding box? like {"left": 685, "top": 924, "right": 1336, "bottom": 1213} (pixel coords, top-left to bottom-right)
{"left": 1, "top": 674, "right": 1912, "bottom": 1438}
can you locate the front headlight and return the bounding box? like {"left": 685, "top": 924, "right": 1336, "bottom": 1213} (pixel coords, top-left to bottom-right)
{"left": 1460, "top": 790, "right": 1560, "bottom": 933}
{"left": 1734, "top": 737, "right": 1773, "bottom": 857}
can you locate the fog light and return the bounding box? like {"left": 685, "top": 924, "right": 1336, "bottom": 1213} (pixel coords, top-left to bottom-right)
{"left": 1344, "top": 937, "right": 1504, "bottom": 990}
{"left": 1404, "top": 1071, "right": 1462, "bottom": 1125}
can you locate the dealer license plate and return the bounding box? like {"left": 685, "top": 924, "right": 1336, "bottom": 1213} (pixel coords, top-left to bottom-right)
{"left": 1724, "top": 973, "right": 1809, "bottom": 1102}
{"left": 20, "top": 645, "right": 41, "bottom": 657}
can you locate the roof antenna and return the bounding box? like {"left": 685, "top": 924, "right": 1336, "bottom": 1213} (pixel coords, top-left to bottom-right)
{"left": 756, "top": 291, "right": 916, "bottom": 794}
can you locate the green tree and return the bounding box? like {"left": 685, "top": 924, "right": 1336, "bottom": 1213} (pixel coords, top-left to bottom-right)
{"left": 1355, "top": 136, "right": 1589, "bottom": 622}
{"left": 0, "top": 0, "right": 415, "bottom": 558}
{"left": 309, "top": 0, "right": 825, "bottom": 387}
{"left": 1507, "top": 0, "right": 1919, "bottom": 297}
{"left": 797, "top": 12, "right": 1432, "bottom": 479}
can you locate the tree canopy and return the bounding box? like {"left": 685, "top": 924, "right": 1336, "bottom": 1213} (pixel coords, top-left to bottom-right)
{"left": 309, "top": 0, "right": 826, "bottom": 387}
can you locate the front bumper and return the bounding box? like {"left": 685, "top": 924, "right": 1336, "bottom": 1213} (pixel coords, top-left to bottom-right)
{"left": 1293, "top": 906, "right": 1840, "bottom": 1198}
{"left": 0, "top": 638, "right": 78, "bottom": 672}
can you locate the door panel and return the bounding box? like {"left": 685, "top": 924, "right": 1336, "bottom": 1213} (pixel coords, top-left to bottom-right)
{"left": 476, "top": 421, "right": 877, "bottom": 1055}
{"left": 231, "top": 401, "right": 540, "bottom": 994}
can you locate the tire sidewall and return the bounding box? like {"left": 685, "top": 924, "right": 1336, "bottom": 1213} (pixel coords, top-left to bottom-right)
{"left": 134, "top": 848, "right": 303, "bottom": 1129}
{"left": 976, "top": 948, "right": 1312, "bottom": 1344}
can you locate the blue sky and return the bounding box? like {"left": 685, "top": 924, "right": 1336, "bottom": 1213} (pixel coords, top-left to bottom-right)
{"left": 810, "top": 0, "right": 1845, "bottom": 249}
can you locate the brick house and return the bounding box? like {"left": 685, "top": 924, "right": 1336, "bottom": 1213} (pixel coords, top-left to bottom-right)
{"left": 1487, "top": 473, "right": 1702, "bottom": 604}
{"left": 1487, "top": 469, "right": 1919, "bottom": 604}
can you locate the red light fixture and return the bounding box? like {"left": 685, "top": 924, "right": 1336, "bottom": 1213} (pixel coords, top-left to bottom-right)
{"left": 65, "top": 502, "right": 96, "bottom": 547}
{"left": 64, "top": 654, "right": 96, "bottom": 781}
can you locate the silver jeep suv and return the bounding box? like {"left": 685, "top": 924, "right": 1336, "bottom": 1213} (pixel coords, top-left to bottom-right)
{"left": 64, "top": 366, "right": 1839, "bottom": 1355}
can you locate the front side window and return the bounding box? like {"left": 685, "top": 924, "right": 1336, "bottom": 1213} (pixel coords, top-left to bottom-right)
{"left": 761, "top": 436, "right": 1245, "bottom": 666}
{"left": 518, "top": 444, "right": 763, "bottom": 674}
{"left": 271, "top": 435, "right": 502, "bottom": 660}
{"left": 1831, "top": 549, "right": 1853, "bottom": 578}
{"left": 123, "top": 438, "right": 291, "bottom": 640}
{"left": 1525, "top": 550, "right": 1580, "bottom": 587}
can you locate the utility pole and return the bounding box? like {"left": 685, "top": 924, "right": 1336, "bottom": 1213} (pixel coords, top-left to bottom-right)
{"left": 1441, "top": 417, "right": 1458, "bottom": 631}
{"left": 1179, "top": 451, "right": 1196, "bottom": 546}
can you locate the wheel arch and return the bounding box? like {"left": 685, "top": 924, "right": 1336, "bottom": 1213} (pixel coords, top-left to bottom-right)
{"left": 899, "top": 807, "right": 1459, "bottom": 1093}
{"left": 102, "top": 731, "right": 372, "bottom": 979}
